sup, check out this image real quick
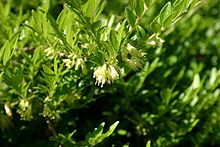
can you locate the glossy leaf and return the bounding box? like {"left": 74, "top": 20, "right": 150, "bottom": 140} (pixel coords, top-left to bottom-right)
{"left": 82, "top": 0, "right": 101, "bottom": 18}
{"left": 109, "top": 29, "right": 118, "bottom": 51}
{"left": 134, "top": 0, "right": 145, "bottom": 16}
{"left": 1, "top": 35, "right": 18, "bottom": 65}
{"left": 42, "top": 64, "right": 54, "bottom": 75}
{"left": 85, "top": 121, "right": 119, "bottom": 146}
{"left": 125, "top": 7, "right": 136, "bottom": 27}
{"left": 158, "top": 2, "right": 172, "bottom": 25}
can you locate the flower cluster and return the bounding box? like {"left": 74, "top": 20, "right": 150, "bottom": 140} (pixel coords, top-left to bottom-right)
{"left": 63, "top": 53, "right": 77, "bottom": 69}
{"left": 146, "top": 34, "right": 165, "bottom": 47}
{"left": 44, "top": 47, "right": 56, "bottom": 60}
{"left": 122, "top": 43, "right": 146, "bottom": 70}
{"left": 44, "top": 47, "right": 65, "bottom": 60}
{"left": 17, "top": 99, "right": 33, "bottom": 121}
{"left": 63, "top": 53, "right": 87, "bottom": 74}
{"left": 93, "top": 64, "right": 120, "bottom": 87}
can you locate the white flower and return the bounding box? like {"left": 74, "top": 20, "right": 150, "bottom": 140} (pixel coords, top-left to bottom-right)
{"left": 93, "top": 64, "right": 119, "bottom": 87}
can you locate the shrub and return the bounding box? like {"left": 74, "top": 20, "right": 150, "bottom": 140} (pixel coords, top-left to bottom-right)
{"left": 1, "top": 0, "right": 220, "bottom": 146}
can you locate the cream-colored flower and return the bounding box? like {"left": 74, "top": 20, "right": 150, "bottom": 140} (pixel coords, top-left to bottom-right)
{"left": 4, "top": 103, "right": 12, "bottom": 117}
{"left": 93, "top": 64, "right": 119, "bottom": 87}
{"left": 146, "top": 34, "right": 164, "bottom": 47}
{"left": 63, "top": 53, "right": 87, "bottom": 74}
{"left": 63, "top": 53, "right": 87, "bottom": 75}
{"left": 93, "top": 64, "right": 107, "bottom": 87}
{"left": 122, "top": 43, "right": 146, "bottom": 70}
{"left": 75, "top": 58, "right": 83, "bottom": 70}
{"left": 44, "top": 47, "right": 65, "bottom": 59}
{"left": 17, "top": 99, "right": 33, "bottom": 121}
{"left": 63, "top": 54, "right": 77, "bottom": 68}
{"left": 44, "top": 47, "right": 55, "bottom": 60}
{"left": 63, "top": 59, "right": 74, "bottom": 69}
{"left": 68, "top": 53, "right": 77, "bottom": 59}
{"left": 107, "top": 65, "right": 119, "bottom": 83}
{"left": 19, "top": 99, "right": 29, "bottom": 109}
{"left": 75, "top": 58, "right": 87, "bottom": 75}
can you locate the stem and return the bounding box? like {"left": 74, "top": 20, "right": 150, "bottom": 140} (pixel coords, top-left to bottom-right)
{"left": 45, "top": 116, "right": 57, "bottom": 136}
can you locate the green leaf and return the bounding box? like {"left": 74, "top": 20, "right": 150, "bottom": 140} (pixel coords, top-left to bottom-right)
{"left": 150, "top": 17, "right": 161, "bottom": 33}
{"left": 85, "top": 121, "right": 119, "bottom": 146}
{"left": 145, "top": 0, "right": 155, "bottom": 7}
{"left": 109, "top": 29, "right": 118, "bottom": 51}
{"left": 184, "top": 0, "right": 193, "bottom": 9}
{"left": 41, "top": 0, "right": 50, "bottom": 12}
{"left": 117, "top": 20, "right": 126, "bottom": 49}
{"left": 65, "top": 0, "right": 81, "bottom": 10}
{"left": 65, "top": 0, "right": 88, "bottom": 25}
{"left": 91, "top": 20, "right": 101, "bottom": 33}
{"left": 133, "top": 58, "right": 160, "bottom": 94}
{"left": 54, "top": 57, "right": 58, "bottom": 76}
{"left": 42, "top": 13, "right": 49, "bottom": 35}
{"left": 24, "top": 24, "right": 41, "bottom": 34}
{"left": 177, "top": 119, "right": 200, "bottom": 136}
{"left": 2, "top": 36, "right": 18, "bottom": 65}
{"left": 160, "top": 88, "right": 172, "bottom": 105}
{"left": 125, "top": 7, "right": 136, "bottom": 27}
{"left": 158, "top": 2, "right": 172, "bottom": 25}
{"left": 47, "top": 14, "right": 72, "bottom": 52}
{"left": 94, "top": 1, "right": 107, "bottom": 21}
{"left": 191, "top": 74, "right": 200, "bottom": 89}
{"left": 173, "top": 0, "right": 185, "bottom": 18}
{"left": 42, "top": 64, "right": 54, "bottom": 75}
{"left": 175, "top": 66, "right": 186, "bottom": 82}
{"left": 162, "top": 13, "right": 174, "bottom": 30}
{"left": 20, "top": 49, "right": 32, "bottom": 65}
{"left": 102, "top": 121, "right": 119, "bottom": 137}
{"left": 21, "top": 81, "right": 31, "bottom": 99}
{"left": 2, "top": 2, "right": 10, "bottom": 17}
{"left": 2, "top": 40, "right": 10, "bottom": 65}
{"left": 146, "top": 141, "right": 151, "bottom": 147}
{"left": 108, "top": 15, "right": 115, "bottom": 28}
{"left": 85, "top": 122, "right": 105, "bottom": 146}
{"left": 181, "top": 74, "right": 202, "bottom": 104}
{"left": 208, "top": 68, "right": 220, "bottom": 90}
{"left": 148, "top": 57, "right": 160, "bottom": 74}
{"left": 67, "top": 130, "right": 77, "bottom": 139}
{"left": 32, "top": 10, "right": 42, "bottom": 33}
{"left": 134, "top": 0, "right": 145, "bottom": 16}
{"left": 32, "top": 48, "right": 43, "bottom": 65}
{"left": 66, "top": 13, "right": 75, "bottom": 45}
{"left": 56, "top": 7, "right": 69, "bottom": 29}
{"left": 82, "top": 0, "right": 101, "bottom": 18}
{"left": 2, "top": 67, "right": 24, "bottom": 95}
{"left": 0, "top": 44, "right": 4, "bottom": 59}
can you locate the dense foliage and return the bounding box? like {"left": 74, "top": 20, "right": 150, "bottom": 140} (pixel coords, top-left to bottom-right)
{"left": 1, "top": 0, "right": 220, "bottom": 146}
